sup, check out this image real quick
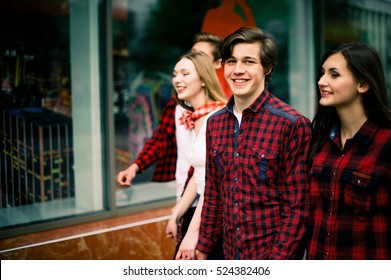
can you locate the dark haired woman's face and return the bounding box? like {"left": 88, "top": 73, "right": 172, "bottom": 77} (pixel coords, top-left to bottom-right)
{"left": 318, "top": 53, "right": 367, "bottom": 109}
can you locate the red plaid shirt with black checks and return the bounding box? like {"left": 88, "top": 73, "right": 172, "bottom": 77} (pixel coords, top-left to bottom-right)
{"left": 307, "top": 120, "right": 391, "bottom": 259}
{"left": 197, "top": 90, "right": 312, "bottom": 259}
{"left": 134, "top": 96, "right": 178, "bottom": 181}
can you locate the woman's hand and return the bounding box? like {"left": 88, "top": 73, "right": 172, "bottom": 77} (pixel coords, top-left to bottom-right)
{"left": 165, "top": 211, "right": 182, "bottom": 243}
{"left": 175, "top": 229, "right": 199, "bottom": 260}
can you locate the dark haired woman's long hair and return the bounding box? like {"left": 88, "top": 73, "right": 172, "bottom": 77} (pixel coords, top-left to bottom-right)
{"left": 310, "top": 42, "right": 391, "bottom": 162}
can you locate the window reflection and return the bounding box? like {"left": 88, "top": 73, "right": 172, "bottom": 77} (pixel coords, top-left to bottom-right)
{"left": 0, "top": 0, "right": 105, "bottom": 230}
{"left": 0, "top": 1, "right": 73, "bottom": 215}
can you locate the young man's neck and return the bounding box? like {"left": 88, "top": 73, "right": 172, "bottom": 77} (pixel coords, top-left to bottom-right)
{"left": 233, "top": 90, "right": 263, "bottom": 113}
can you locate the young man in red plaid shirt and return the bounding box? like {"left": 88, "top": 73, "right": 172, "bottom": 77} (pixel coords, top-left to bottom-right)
{"left": 195, "top": 27, "right": 312, "bottom": 260}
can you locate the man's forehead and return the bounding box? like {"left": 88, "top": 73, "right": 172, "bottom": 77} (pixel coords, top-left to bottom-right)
{"left": 192, "top": 42, "right": 214, "bottom": 53}
{"left": 229, "top": 43, "right": 259, "bottom": 58}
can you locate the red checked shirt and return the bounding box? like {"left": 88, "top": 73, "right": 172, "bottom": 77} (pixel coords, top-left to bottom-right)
{"left": 197, "top": 90, "right": 312, "bottom": 259}
{"left": 307, "top": 120, "right": 391, "bottom": 259}
{"left": 135, "top": 96, "right": 177, "bottom": 181}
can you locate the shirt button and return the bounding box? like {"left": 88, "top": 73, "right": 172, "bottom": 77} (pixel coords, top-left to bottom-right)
{"left": 261, "top": 154, "right": 265, "bottom": 158}
{"left": 331, "top": 192, "right": 334, "bottom": 197}
{"left": 357, "top": 180, "right": 361, "bottom": 184}
{"left": 234, "top": 177, "right": 238, "bottom": 182}
{"left": 234, "top": 202, "right": 238, "bottom": 207}
{"left": 332, "top": 171, "right": 336, "bottom": 176}
{"left": 329, "top": 212, "right": 332, "bottom": 216}
{"left": 235, "top": 152, "right": 239, "bottom": 157}
{"left": 236, "top": 227, "right": 240, "bottom": 231}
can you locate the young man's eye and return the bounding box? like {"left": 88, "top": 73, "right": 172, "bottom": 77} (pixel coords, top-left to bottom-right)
{"left": 226, "top": 59, "right": 236, "bottom": 65}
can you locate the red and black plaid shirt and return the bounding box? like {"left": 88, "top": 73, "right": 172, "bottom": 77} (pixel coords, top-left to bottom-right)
{"left": 134, "top": 96, "right": 177, "bottom": 181}
{"left": 197, "top": 90, "right": 312, "bottom": 259}
{"left": 307, "top": 120, "right": 391, "bottom": 259}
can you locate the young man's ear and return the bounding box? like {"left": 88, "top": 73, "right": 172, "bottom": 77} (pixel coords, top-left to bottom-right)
{"left": 265, "top": 68, "right": 272, "bottom": 76}
{"left": 214, "top": 58, "right": 223, "bottom": 69}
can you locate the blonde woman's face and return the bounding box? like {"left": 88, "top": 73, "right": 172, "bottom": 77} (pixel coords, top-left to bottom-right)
{"left": 172, "top": 58, "right": 204, "bottom": 102}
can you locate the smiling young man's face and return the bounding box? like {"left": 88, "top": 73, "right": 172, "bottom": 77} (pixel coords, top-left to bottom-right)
{"left": 224, "top": 42, "right": 266, "bottom": 99}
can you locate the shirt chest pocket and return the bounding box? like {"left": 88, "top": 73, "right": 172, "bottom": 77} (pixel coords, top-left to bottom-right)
{"left": 342, "top": 170, "right": 376, "bottom": 213}
{"left": 309, "top": 164, "right": 333, "bottom": 197}
{"left": 210, "top": 142, "right": 230, "bottom": 174}
{"left": 250, "top": 147, "right": 279, "bottom": 182}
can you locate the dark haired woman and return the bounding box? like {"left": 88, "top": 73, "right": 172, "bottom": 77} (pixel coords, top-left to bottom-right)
{"left": 308, "top": 42, "right": 391, "bottom": 259}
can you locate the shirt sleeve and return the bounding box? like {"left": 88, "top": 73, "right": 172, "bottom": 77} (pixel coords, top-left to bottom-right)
{"left": 134, "top": 96, "right": 176, "bottom": 173}
{"left": 269, "top": 116, "right": 312, "bottom": 259}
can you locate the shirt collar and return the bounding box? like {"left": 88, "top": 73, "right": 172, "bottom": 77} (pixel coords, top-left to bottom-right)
{"left": 354, "top": 119, "right": 379, "bottom": 144}
{"left": 226, "top": 89, "right": 270, "bottom": 114}
{"left": 329, "top": 119, "right": 379, "bottom": 144}
{"left": 329, "top": 123, "right": 339, "bottom": 140}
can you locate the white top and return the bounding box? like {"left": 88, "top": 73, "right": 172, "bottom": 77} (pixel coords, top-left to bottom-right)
{"left": 175, "top": 105, "right": 192, "bottom": 201}
{"left": 175, "top": 104, "right": 220, "bottom": 196}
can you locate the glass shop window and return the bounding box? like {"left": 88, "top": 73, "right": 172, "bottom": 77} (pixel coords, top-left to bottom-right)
{"left": 0, "top": 0, "right": 105, "bottom": 232}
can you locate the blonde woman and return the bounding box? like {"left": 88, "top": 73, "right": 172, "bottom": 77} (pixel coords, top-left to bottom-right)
{"left": 165, "top": 51, "right": 227, "bottom": 260}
